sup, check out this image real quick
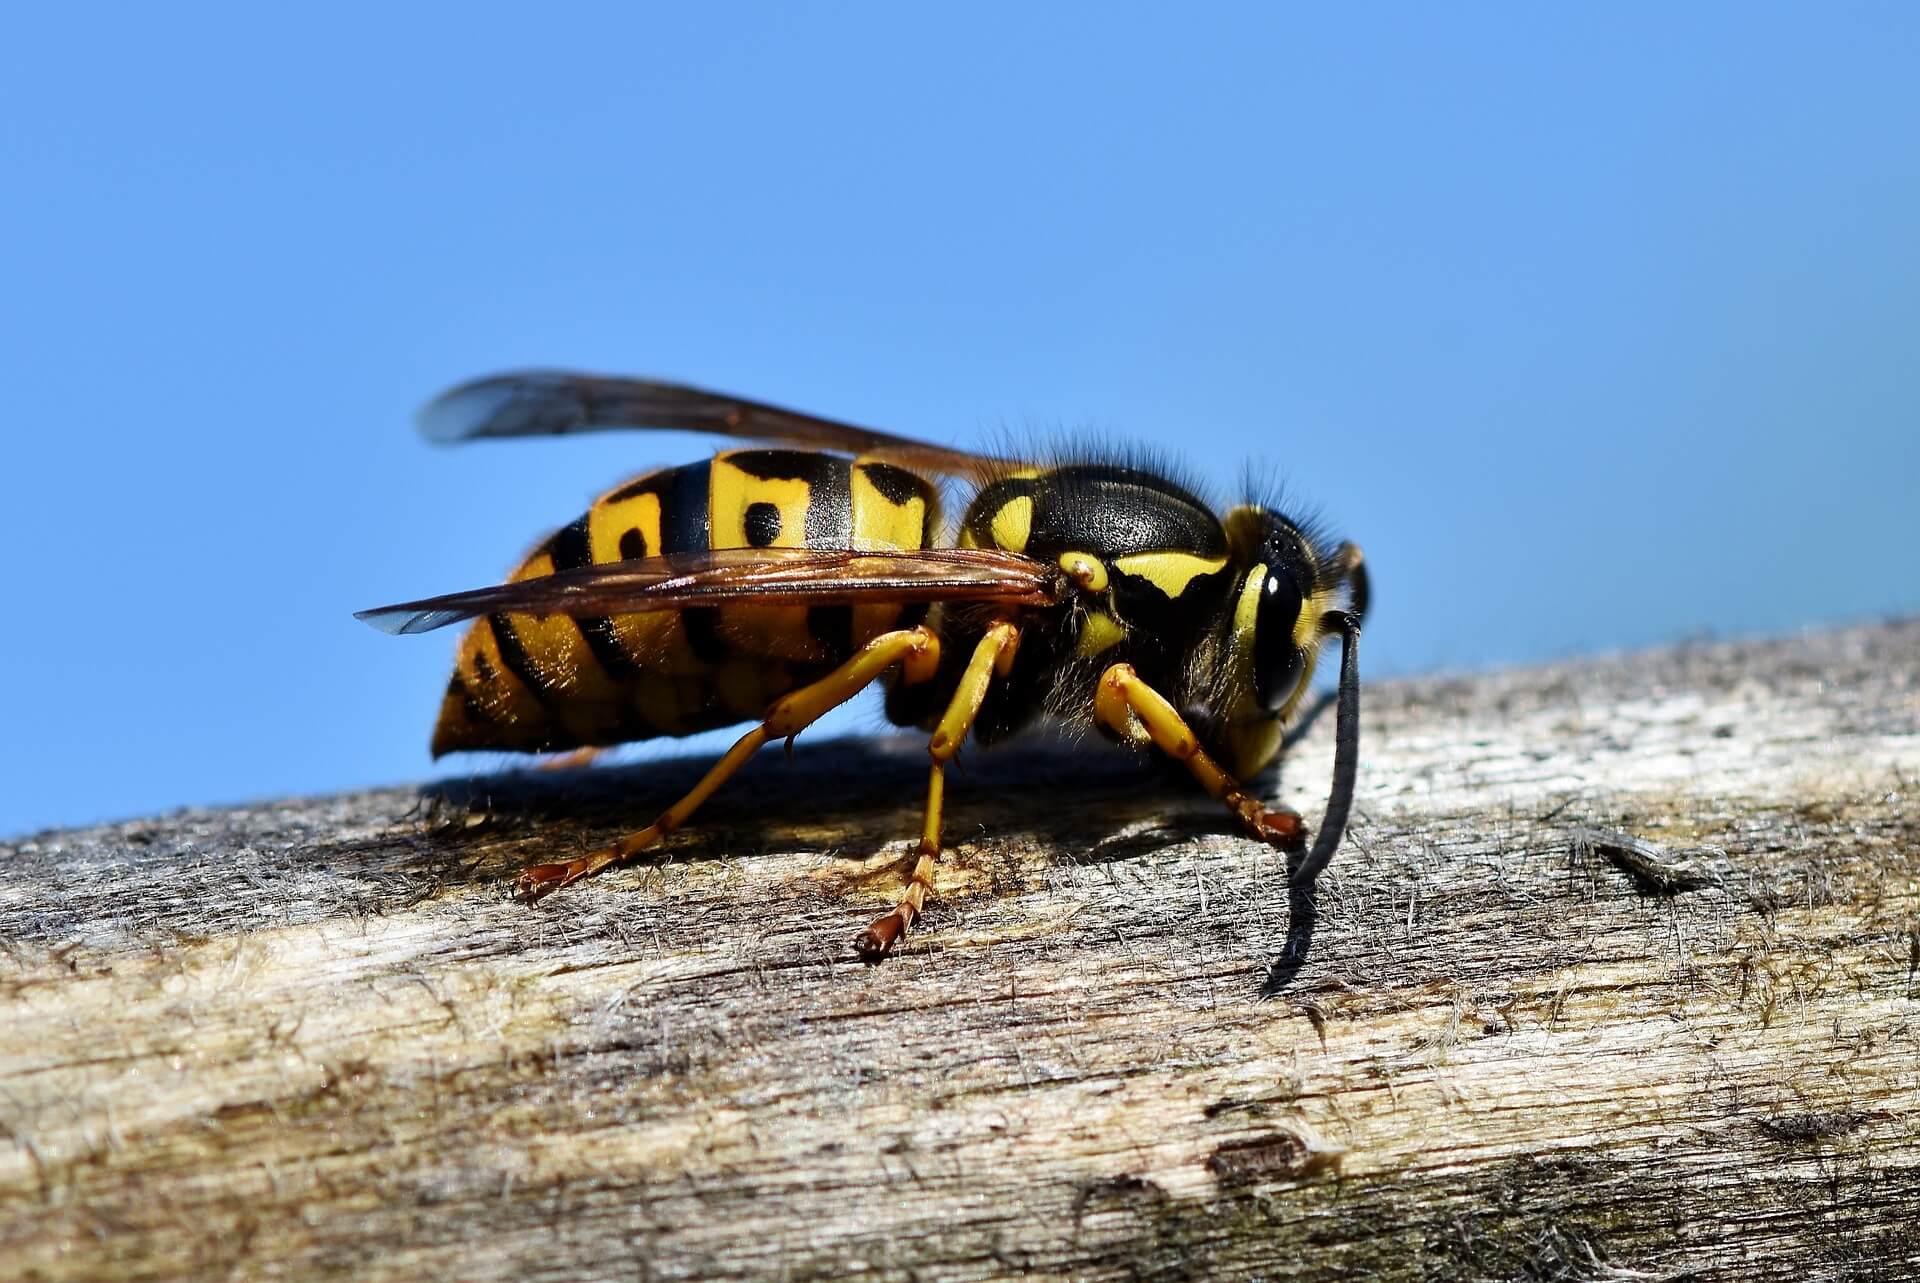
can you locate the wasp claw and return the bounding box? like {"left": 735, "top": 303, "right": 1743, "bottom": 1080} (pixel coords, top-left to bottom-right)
{"left": 514, "top": 857, "right": 588, "bottom": 903}
{"left": 856, "top": 914, "right": 905, "bottom": 963}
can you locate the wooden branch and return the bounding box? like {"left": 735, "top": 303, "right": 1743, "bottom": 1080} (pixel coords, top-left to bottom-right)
{"left": 4, "top": 620, "right": 1918, "bottom": 1281}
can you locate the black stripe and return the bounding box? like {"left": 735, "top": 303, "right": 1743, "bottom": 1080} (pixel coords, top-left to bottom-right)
{"left": 579, "top": 615, "right": 643, "bottom": 680}
{"left": 858, "top": 460, "right": 927, "bottom": 506}
{"left": 662, "top": 460, "right": 711, "bottom": 555}
{"left": 803, "top": 455, "right": 853, "bottom": 545}
{"left": 552, "top": 516, "right": 643, "bottom": 678}
{"left": 551, "top": 516, "right": 592, "bottom": 569}
{"left": 659, "top": 459, "right": 722, "bottom": 662}
{"left": 724, "top": 448, "right": 831, "bottom": 481}
{"left": 604, "top": 469, "right": 669, "bottom": 505}
{"left": 487, "top": 614, "right": 555, "bottom": 706}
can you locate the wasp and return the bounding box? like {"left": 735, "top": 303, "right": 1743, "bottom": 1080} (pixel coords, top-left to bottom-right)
{"left": 359, "top": 371, "right": 1368, "bottom": 959}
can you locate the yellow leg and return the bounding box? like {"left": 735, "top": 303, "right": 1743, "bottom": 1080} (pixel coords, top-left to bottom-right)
{"left": 515, "top": 625, "right": 942, "bottom": 901}
{"left": 856, "top": 621, "right": 1020, "bottom": 960}
{"left": 1093, "top": 663, "right": 1307, "bottom": 849}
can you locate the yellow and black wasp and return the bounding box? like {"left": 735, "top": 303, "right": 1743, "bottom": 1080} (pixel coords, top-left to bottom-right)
{"left": 358, "top": 371, "right": 1368, "bottom": 958}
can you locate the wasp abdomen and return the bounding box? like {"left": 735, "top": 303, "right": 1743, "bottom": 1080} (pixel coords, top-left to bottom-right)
{"left": 431, "top": 450, "right": 938, "bottom": 756}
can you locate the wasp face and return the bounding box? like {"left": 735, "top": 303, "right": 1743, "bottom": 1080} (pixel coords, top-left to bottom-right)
{"left": 1213, "top": 507, "right": 1339, "bottom": 777}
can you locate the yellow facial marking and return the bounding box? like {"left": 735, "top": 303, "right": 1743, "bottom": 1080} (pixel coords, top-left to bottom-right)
{"left": 1220, "top": 563, "right": 1307, "bottom": 776}
{"left": 989, "top": 495, "right": 1033, "bottom": 553}
{"left": 1075, "top": 610, "right": 1127, "bottom": 658}
{"left": 1113, "top": 552, "right": 1229, "bottom": 599}
{"left": 1232, "top": 564, "right": 1267, "bottom": 652}
{"left": 1057, "top": 550, "right": 1109, "bottom": 593}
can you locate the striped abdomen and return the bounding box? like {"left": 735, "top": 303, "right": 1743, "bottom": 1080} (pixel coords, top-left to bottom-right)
{"left": 432, "top": 450, "right": 938, "bottom": 756}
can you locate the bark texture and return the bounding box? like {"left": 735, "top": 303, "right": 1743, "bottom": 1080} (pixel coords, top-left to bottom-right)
{"left": 3, "top": 620, "right": 1918, "bottom": 1281}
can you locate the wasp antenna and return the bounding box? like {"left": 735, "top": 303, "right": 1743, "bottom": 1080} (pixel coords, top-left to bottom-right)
{"left": 1290, "top": 611, "right": 1360, "bottom": 891}
{"left": 1335, "top": 544, "right": 1370, "bottom": 628}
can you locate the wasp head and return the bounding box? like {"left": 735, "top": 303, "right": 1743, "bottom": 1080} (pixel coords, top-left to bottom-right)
{"left": 1208, "top": 506, "right": 1366, "bottom": 778}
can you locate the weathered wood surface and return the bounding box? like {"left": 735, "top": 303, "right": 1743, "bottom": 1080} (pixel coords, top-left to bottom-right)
{"left": 3, "top": 620, "right": 1918, "bottom": 1282}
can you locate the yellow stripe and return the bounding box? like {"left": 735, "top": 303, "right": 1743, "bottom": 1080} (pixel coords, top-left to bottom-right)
{"left": 710, "top": 452, "right": 814, "bottom": 549}
{"left": 711, "top": 451, "right": 824, "bottom": 664}
{"left": 587, "top": 487, "right": 663, "bottom": 562}
{"left": 989, "top": 495, "right": 1033, "bottom": 553}
{"left": 1231, "top": 564, "right": 1266, "bottom": 657}
{"left": 849, "top": 462, "right": 928, "bottom": 551}
{"left": 584, "top": 485, "right": 706, "bottom": 672}
{"left": 465, "top": 618, "right": 547, "bottom": 726}
{"left": 1113, "top": 551, "right": 1229, "bottom": 598}
{"left": 849, "top": 460, "right": 931, "bottom": 643}
{"left": 500, "top": 552, "right": 622, "bottom": 705}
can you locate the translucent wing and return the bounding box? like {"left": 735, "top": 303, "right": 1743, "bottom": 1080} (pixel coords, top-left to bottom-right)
{"left": 356, "top": 547, "right": 1062, "bottom": 636}
{"left": 419, "top": 370, "right": 1006, "bottom": 479}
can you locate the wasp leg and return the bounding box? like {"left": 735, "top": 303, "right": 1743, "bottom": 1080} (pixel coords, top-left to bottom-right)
{"left": 857, "top": 621, "right": 1021, "bottom": 961}
{"left": 514, "top": 625, "right": 943, "bottom": 901}
{"left": 1093, "top": 663, "right": 1308, "bottom": 850}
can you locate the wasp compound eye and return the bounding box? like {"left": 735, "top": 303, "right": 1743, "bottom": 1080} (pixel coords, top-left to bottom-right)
{"left": 1253, "top": 569, "right": 1306, "bottom": 713}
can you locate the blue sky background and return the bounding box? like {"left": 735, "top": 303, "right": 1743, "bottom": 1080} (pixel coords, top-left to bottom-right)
{"left": 3, "top": 4, "right": 1915, "bottom": 836}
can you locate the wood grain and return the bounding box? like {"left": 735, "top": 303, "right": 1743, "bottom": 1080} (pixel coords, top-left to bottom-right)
{"left": 3, "top": 620, "right": 1918, "bottom": 1281}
